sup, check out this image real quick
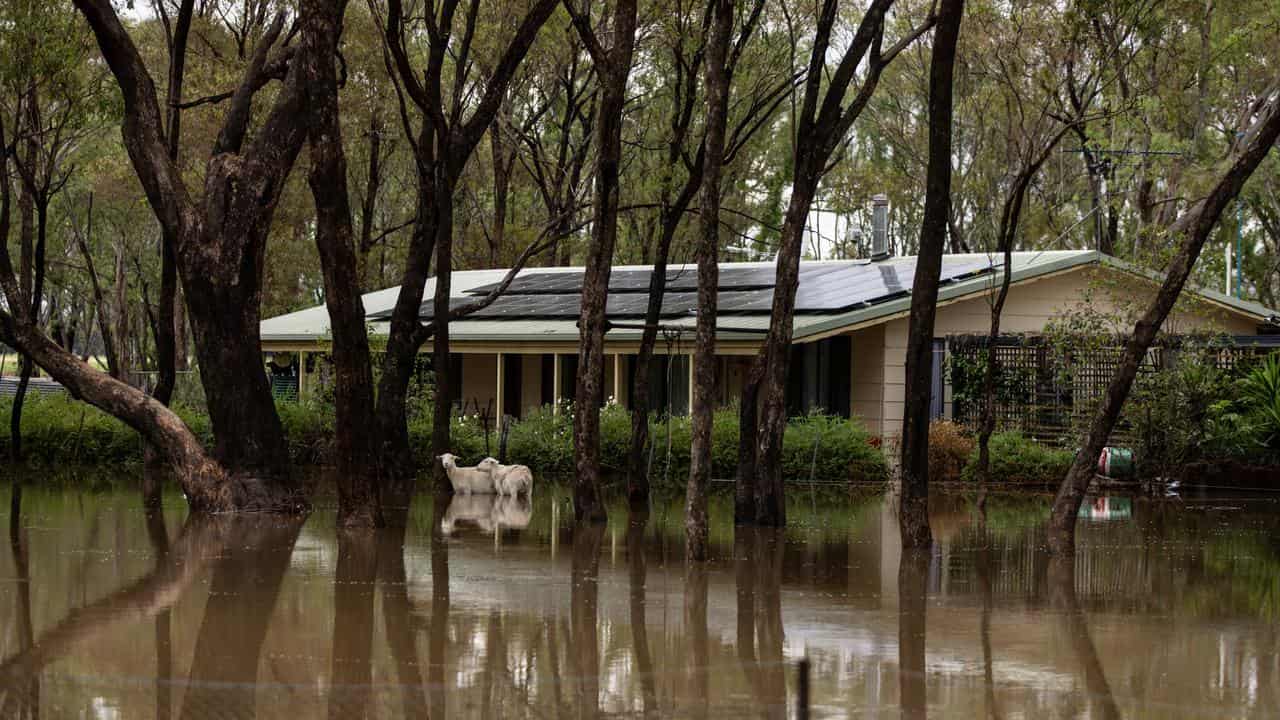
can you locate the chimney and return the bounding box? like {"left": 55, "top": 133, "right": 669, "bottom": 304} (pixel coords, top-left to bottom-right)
{"left": 871, "top": 194, "right": 890, "bottom": 260}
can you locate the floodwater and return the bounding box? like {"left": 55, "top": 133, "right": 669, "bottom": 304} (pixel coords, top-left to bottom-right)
{"left": 1, "top": 480, "right": 1278, "bottom": 718}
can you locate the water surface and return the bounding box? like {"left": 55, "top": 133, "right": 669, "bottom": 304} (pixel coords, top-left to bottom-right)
{"left": 0, "top": 479, "right": 1277, "bottom": 718}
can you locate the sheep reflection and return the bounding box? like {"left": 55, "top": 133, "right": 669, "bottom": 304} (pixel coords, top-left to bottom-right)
{"left": 440, "top": 493, "right": 532, "bottom": 536}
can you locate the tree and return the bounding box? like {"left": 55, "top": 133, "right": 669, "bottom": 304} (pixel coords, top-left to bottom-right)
{"left": 897, "top": 0, "right": 964, "bottom": 549}
{"left": 565, "top": 0, "right": 639, "bottom": 524}
{"left": 745, "top": 0, "right": 934, "bottom": 526}
{"left": 74, "top": 0, "right": 309, "bottom": 502}
{"left": 687, "top": 0, "right": 733, "bottom": 562}
{"left": 302, "top": 0, "right": 383, "bottom": 527}
{"left": 1047, "top": 80, "right": 1280, "bottom": 555}
{"left": 374, "top": 0, "right": 561, "bottom": 489}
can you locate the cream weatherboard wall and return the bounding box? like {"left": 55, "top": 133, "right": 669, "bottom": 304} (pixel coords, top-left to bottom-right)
{"left": 871, "top": 266, "right": 1258, "bottom": 440}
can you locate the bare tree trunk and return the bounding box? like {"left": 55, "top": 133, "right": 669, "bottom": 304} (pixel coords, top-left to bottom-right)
{"left": 749, "top": 0, "right": 932, "bottom": 527}
{"left": 687, "top": 0, "right": 732, "bottom": 562}
{"left": 152, "top": 0, "right": 194, "bottom": 410}
{"left": 568, "top": 0, "right": 639, "bottom": 525}
{"left": 899, "top": 0, "right": 964, "bottom": 550}
{"left": 302, "top": 0, "right": 383, "bottom": 527}
{"left": 1048, "top": 86, "right": 1280, "bottom": 554}
{"left": 735, "top": 357, "right": 763, "bottom": 522}
{"left": 72, "top": 193, "right": 123, "bottom": 380}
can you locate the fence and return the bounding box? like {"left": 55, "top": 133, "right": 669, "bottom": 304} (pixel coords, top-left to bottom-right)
{"left": 947, "top": 333, "right": 1280, "bottom": 444}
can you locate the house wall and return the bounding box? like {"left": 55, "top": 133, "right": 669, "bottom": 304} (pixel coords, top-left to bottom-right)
{"left": 874, "top": 267, "right": 1259, "bottom": 440}
{"left": 849, "top": 325, "right": 885, "bottom": 432}
{"left": 459, "top": 353, "right": 498, "bottom": 414}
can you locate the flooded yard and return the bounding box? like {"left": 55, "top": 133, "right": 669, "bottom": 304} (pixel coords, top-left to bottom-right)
{"left": 1, "top": 479, "right": 1278, "bottom": 718}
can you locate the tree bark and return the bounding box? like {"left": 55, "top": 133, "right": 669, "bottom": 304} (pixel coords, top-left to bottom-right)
{"left": 687, "top": 0, "right": 732, "bottom": 563}
{"left": 152, "top": 0, "right": 194, "bottom": 409}
{"left": 748, "top": 0, "right": 931, "bottom": 526}
{"left": 374, "top": 0, "right": 561, "bottom": 489}
{"left": 302, "top": 0, "right": 384, "bottom": 527}
{"left": 568, "top": 0, "right": 639, "bottom": 525}
{"left": 1047, "top": 85, "right": 1280, "bottom": 555}
{"left": 898, "top": 0, "right": 964, "bottom": 550}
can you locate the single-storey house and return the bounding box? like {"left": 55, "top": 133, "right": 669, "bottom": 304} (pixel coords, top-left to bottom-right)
{"left": 259, "top": 250, "right": 1278, "bottom": 438}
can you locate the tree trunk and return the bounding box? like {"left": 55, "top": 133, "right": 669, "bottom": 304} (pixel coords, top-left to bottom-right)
{"left": 687, "top": 0, "right": 732, "bottom": 563}
{"left": 752, "top": 184, "right": 816, "bottom": 527}
{"left": 375, "top": 179, "right": 438, "bottom": 482}
{"left": 1048, "top": 88, "right": 1280, "bottom": 554}
{"left": 735, "top": 357, "right": 763, "bottom": 523}
{"left": 571, "top": 0, "right": 639, "bottom": 526}
{"left": 153, "top": 0, "right": 193, "bottom": 408}
{"left": 302, "top": 0, "right": 383, "bottom": 527}
{"left": 898, "top": 0, "right": 964, "bottom": 550}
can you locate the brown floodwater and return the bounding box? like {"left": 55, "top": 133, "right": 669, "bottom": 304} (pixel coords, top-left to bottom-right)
{"left": 0, "top": 478, "right": 1278, "bottom": 718}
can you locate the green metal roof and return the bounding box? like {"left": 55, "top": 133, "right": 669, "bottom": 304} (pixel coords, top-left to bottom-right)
{"left": 259, "top": 251, "right": 1277, "bottom": 346}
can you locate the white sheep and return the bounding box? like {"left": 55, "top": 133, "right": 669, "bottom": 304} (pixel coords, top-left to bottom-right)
{"left": 438, "top": 453, "right": 496, "bottom": 495}
{"left": 478, "top": 457, "right": 534, "bottom": 497}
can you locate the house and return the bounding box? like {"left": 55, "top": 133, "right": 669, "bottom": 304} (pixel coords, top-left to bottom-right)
{"left": 259, "top": 250, "right": 1278, "bottom": 439}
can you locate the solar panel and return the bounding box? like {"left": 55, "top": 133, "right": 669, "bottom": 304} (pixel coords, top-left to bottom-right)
{"left": 367, "top": 257, "right": 1001, "bottom": 324}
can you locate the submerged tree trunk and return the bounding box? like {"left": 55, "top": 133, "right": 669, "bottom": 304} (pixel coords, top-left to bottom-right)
{"left": 1048, "top": 87, "right": 1280, "bottom": 554}
{"left": 687, "top": 0, "right": 732, "bottom": 562}
{"left": 568, "top": 0, "right": 639, "bottom": 525}
{"left": 899, "top": 0, "right": 964, "bottom": 550}
{"left": 302, "top": 0, "right": 383, "bottom": 527}
{"left": 75, "top": 0, "right": 310, "bottom": 502}
{"left": 735, "top": 358, "right": 763, "bottom": 523}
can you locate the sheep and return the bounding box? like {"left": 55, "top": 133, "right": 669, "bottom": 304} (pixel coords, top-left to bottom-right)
{"left": 478, "top": 457, "right": 534, "bottom": 497}
{"left": 438, "top": 453, "right": 496, "bottom": 495}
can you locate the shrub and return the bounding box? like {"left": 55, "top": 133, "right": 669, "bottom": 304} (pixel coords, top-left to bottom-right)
{"left": 928, "top": 420, "right": 974, "bottom": 482}
{"left": 962, "top": 431, "right": 1073, "bottom": 485}
{"left": 1240, "top": 354, "right": 1280, "bottom": 453}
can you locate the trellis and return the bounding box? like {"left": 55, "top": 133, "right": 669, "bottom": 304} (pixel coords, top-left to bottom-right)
{"left": 947, "top": 333, "right": 1279, "bottom": 444}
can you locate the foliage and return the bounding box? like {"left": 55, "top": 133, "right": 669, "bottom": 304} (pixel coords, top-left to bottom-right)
{"left": 929, "top": 420, "right": 974, "bottom": 482}
{"left": 3, "top": 394, "right": 888, "bottom": 489}
{"left": 962, "top": 432, "right": 1074, "bottom": 485}
{"left": 1240, "top": 354, "right": 1280, "bottom": 452}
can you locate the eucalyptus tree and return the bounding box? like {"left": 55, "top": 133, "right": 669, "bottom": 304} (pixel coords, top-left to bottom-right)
{"left": 898, "top": 0, "right": 964, "bottom": 549}
{"left": 6, "top": 0, "right": 314, "bottom": 509}
{"left": 564, "top": 0, "right": 639, "bottom": 524}
{"left": 742, "top": 0, "right": 936, "bottom": 527}
{"left": 1049, "top": 81, "right": 1280, "bottom": 555}
{"left": 1, "top": 0, "right": 104, "bottom": 460}
{"left": 623, "top": 0, "right": 783, "bottom": 511}
{"left": 372, "top": 0, "right": 561, "bottom": 489}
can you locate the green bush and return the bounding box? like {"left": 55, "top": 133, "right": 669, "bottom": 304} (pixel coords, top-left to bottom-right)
{"left": 962, "top": 431, "right": 1074, "bottom": 485}
{"left": 2, "top": 393, "right": 888, "bottom": 489}
{"left": 1241, "top": 354, "right": 1280, "bottom": 453}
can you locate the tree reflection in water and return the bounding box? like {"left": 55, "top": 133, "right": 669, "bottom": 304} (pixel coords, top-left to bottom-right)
{"left": 379, "top": 502, "right": 427, "bottom": 719}
{"left": 1048, "top": 555, "right": 1121, "bottom": 720}
{"left": 734, "top": 527, "right": 786, "bottom": 719}
{"left": 570, "top": 522, "right": 606, "bottom": 719}
{"left": 329, "top": 529, "right": 378, "bottom": 719}
{"left": 899, "top": 549, "right": 929, "bottom": 720}
{"left": 143, "top": 474, "right": 174, "bottom": 720}
{"left": 2, "top": 484, "right": 37, "bottom": 718}
{"left": 179, "top": 516, "right": 304, "bottom": 719}
{"left": 429, "top": 490, "right": 451, "bottom": 720}
{"left": 627, "top": 512, "right": 659, "bottom": 716}
{"left": 684, "top": 549, "right": 710, "bottom": 720}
